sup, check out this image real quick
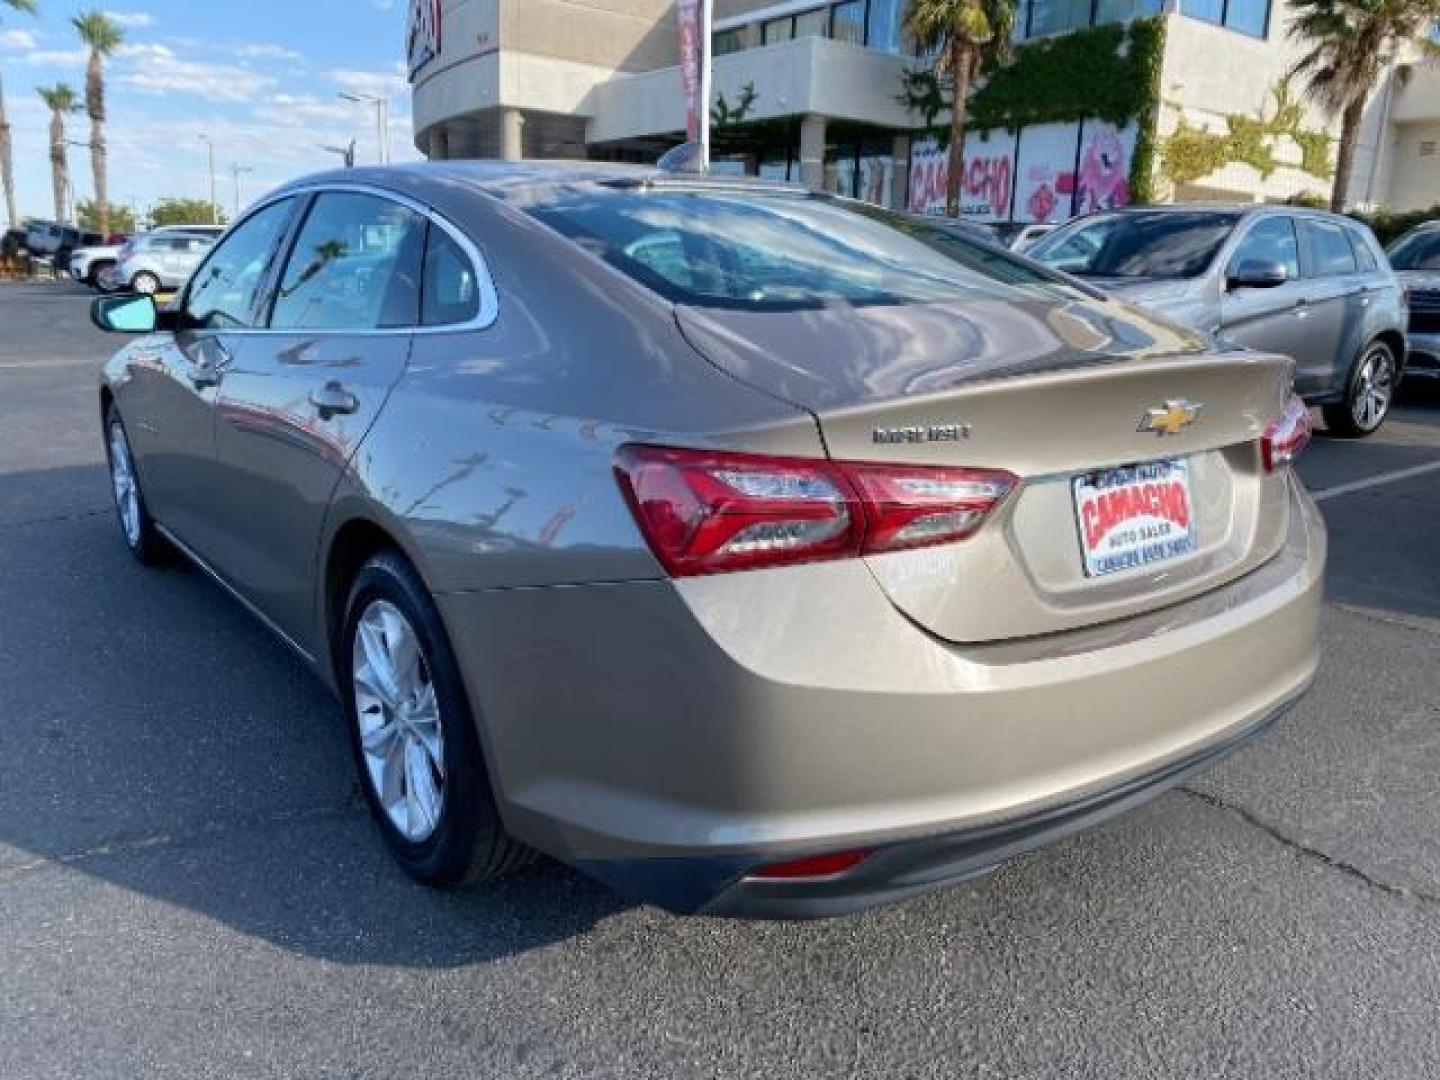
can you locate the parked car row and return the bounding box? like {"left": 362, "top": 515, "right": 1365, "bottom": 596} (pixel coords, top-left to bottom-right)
{"left": 65, "top": 224, "right": 224, "bottom": 294}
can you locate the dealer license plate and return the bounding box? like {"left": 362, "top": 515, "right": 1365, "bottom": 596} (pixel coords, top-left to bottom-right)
{"left": 1073, "top": 459, "right": 1197, "bottom": 578}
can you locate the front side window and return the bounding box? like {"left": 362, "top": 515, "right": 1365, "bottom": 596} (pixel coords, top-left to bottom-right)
{"left": 521, "top": 188, "right": 1078, "bottom": 311}
{"left": 270, "top": 192, "right": 427, "bottom": 331}
{"left": 1029, "top": 211, "right": 1239, "bottom": 279}
{"left": 1302, "top": 219, "right": 1358, "bottom": 277}
{"left": 1388, "top": 229, "right": 1440, "bottom": 271}
{"left": 184, "top": 198, "right": 295, "bottom": 330}
{"left": 1229, "top": 216, "right": 1300, "bottom": 279}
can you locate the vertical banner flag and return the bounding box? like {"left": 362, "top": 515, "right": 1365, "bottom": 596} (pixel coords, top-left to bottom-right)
{"left": 675, "top": 0, "right": 711, "bottom": 163}
{"left": 677, "top": 0, "right": 702, "bottom": 141}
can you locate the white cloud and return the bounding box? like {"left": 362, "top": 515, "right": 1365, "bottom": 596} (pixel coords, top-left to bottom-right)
{"left": 0, "top": 29, "right": 37, "bottom": 51}
{"left": 116, "top": 47, "right": 278, "bottom": 103}
{"left": 17, "top": 47, "right": 89, "bottom": 68}
{"left": 232, "top": 42, "right": 304, "bottom": 62}
{"left": 104, "top": 10, "right": 155, "bottom": 28}
{"left": 327, "top": 66, "right": 408, "bottom": 99}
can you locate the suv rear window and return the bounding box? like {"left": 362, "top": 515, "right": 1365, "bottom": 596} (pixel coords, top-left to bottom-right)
{"left": 521, "top": 187, "right": 1073, "bottom": 311}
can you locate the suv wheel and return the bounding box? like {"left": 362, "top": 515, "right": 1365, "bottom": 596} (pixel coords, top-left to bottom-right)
{"left": 340, "top": 552, "right": 531, "bottom": 887}
{"left": 130, "top": 270, "right": 161, "bottom": 296}
{"left": 1324, "top": 340, "right": 1397, "bottom": 437}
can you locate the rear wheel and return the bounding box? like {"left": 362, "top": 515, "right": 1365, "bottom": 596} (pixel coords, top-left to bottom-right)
{"left": 340, "top": 551, "right": 530, "bottom": 886}
{"left": 87, "top": 260, "right": 115, "bottom": 289}
{"left": 104, "top": 406, "right": 169, "bottom": 565}
{"left": 130, "top": 270, "right": 161, "bottom": 296}
{"left": 1324, "top": 340, "right": 1396, "bottom": 437}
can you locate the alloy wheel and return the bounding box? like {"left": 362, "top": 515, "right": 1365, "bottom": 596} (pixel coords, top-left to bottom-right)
{"left": 351, "top": 599, "right": 446, "bottom": 843}
{"left": 131, "top": 272, "right": 160, "bottom": 296}
{"left": 1351, "top": 346, "right": 1395, "bottom": 432}
{"left": 108, "top": 422, "right": 141, "bottom": 549}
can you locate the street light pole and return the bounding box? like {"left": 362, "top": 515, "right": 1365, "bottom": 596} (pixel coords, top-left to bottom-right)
{"left": 229, "top": 164, "right": 253, "bottom": 217}
{"left": 199, "top": 135, "right": 218, "bottom": 224}
{"left": 338, "top": 91, "right": 389, "bottom": 165}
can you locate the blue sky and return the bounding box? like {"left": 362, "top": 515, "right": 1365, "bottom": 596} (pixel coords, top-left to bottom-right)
{"left": 0, "top": 0, "right": 416, "bottom": 224}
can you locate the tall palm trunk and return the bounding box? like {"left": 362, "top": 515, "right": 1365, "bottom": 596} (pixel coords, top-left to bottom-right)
{"left": 0, "top": 72, "right": 16, "bottom": 230}
{"left": 1330, "top": 97, "right": 1365, "bottom": 212}
{"left": 945, "top": 43, "right": 978, "bottom": 218}
{"left": 49, "top": 110, "right": 67, "bottom": 223}
{"left": 85, "top": 51, "right": 107, "bottom": 236}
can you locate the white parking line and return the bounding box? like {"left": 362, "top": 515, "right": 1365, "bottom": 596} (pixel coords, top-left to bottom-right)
{"left": 1312, "top": 460, "right": 1440, "bottom": 502}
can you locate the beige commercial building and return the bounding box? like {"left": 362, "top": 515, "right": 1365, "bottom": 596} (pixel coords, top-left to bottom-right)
{"left": 407, "top": 0, "right": 1438, "bottom": 218}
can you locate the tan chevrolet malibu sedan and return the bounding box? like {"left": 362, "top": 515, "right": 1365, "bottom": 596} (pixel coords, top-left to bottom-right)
{"left": 91, "top": 162, "right": 1324, "bottom": 918}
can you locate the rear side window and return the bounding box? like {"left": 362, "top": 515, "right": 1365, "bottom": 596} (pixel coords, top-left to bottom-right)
{"left": 522, "top": 188, "right": 1074, "bottom": 311}
{"left": 270, "top": 192, "right": 427, "bottom": 331}
{"left": 1302, "top": 219, "right": 1358, "bottom": 276}
{"left": 1345, "top": 227, "right": 1380, "bottom": 273}
{"left": 184, "top": 198, "right": 296, "bottom": 330}
{"left": 1229, "top": 216, "right": 1300, "bottom": 280}
{"left": 1389, "top": 229, "right": 1440, "bottom": 271}
{"left": 421, "top": 226, "right": 480, "bottom": 326}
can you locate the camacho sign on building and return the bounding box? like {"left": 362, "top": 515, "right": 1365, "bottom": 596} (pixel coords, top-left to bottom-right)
{"left": 407, "top": 0, "right": 442, "bottom": 78}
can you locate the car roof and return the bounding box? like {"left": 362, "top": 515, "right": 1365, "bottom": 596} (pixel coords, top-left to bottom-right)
{"left": 272, "top": 159, "right": 812, "bottom": 204}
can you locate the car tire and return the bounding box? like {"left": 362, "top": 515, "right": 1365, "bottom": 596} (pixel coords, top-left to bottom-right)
{"left": 88, "top": 261, "right": 115, "bottom": 290}
{"left": 104, "top": 405, "right": 170, "bottom": 566}
{"left": 340, "top": 551, "right": 531, "bottom": 887}
{"left": 1323, "top": 339, "right": 1397, "bottom": 438}
{"left": 129, "top": 271, "right": 161, "bottom": 296}
{"left": 96, "top": 265, "right": 119, "bottom": 293}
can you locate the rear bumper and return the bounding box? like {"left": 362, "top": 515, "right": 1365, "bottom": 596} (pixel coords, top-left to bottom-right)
{"left": 437, "top": 476, "right": 1324, "bottom": 917}
{"left": 699, "top": 694, "right": 1293, "bottom": 918}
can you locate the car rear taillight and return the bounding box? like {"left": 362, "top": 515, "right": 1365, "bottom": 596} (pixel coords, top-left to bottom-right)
{"left": 614, "top": 445, "right": 1018, "bottom": 576}
{"left": 845, "top": 463, "right": 1017, "bottom": 554}
{"left": 1261, "top": 393, "right": 1312, "bottom": 472}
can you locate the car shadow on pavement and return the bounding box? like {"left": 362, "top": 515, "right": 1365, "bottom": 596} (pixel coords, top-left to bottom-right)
{"left": 0, "top": 465, "right": 633, "bottom": 967}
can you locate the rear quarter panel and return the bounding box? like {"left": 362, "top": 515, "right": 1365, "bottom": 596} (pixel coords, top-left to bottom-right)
{"left": 321, "top": 187, "right": 825, "bottom": 602}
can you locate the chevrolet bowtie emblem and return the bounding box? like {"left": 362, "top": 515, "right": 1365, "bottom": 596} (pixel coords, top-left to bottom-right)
{"left": 1139, "top": 399, "right": 1203, "bottom": 436}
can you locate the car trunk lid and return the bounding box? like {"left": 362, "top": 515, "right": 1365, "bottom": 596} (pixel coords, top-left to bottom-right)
{"left": 676, "top": 296, "right": 1296, "bottom": 643}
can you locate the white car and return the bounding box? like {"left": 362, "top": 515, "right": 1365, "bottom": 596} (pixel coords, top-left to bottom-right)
{"left": 69, "top": 242, "right": 125, "bottom": 289}
{"left": 113, "top": 225, "right": 226, "bottom": 294}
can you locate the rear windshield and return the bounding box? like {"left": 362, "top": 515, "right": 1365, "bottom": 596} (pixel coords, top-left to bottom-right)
{"left": 1029, "top": 211, "right": 1239, "bottom": 280}
{"left": 1389, "top": 229, "right": 1440, "bottom": 272}
{"left": 520, "top": 186, "right": 1080, "bottom": 311}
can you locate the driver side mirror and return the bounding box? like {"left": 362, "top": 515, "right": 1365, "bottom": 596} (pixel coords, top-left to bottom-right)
{"left": 90, "top": 293, "right": 180, "bottom": 334}
{"left": 1227, "top": 258, "right": 1288, "bottom": 290}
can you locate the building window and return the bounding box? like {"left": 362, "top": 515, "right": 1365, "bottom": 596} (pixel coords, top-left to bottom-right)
{"left": 865, "top": 0, "right": 904, "bottom": 51}
{"left": 762, "top": 16, "right": 795, "bottom": 44}
{"left": 1180, "top": 0, "right": 1271, "bottom": 36}
{"left": 1022, "top": 0, "right": 1093, "bottom": 38}
{"left": 1094, "top": 0, "right": 1164, "bottom": 25}
{"left": 831, "top": 0, "right": 865, "bottom": 44}
{"left": 794, "top": 8, "right": 828, "bottom": 37}
{"left": 1017, "top": 0, "right": 1268, "bottom": 37}
{"left": 715, "top": 2, "right": 912, "bottom": 57}
{"left": 713, "top": 27, "right": 747, "bottom": 55}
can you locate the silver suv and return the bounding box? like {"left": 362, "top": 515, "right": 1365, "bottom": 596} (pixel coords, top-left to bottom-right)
{"left": 1030, "top": 206, "right": 1408, "bottom": 436}
{"left": 114, "top": 225, "right": 225, "bottom": 295}
{"left": 1387, "top": 222, "right": 1440, "bottom": 381}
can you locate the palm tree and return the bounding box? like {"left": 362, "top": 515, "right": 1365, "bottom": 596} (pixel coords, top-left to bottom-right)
{"left": 1289, "top": 0, "right": 1440, "bottom": 211}
{"left": 72, "top": 10, "right": 124, "bottom": 236}
{"left": 904, "top": 0, "right": 1016, "bottom": 217}
{"left": 0, "top": 0, "right": 38, "bottom": 231}
{"left": 36, "top": 83, "right": 80, "bottom": 224}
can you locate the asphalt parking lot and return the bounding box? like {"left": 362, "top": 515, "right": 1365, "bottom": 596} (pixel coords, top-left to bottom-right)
{"left": 3, "top": 280, "right": 1440, "bottom": 1079}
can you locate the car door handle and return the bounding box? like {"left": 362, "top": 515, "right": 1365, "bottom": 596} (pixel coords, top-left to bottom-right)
{"left": 309, "top": 381, "right": 359, "bottom": 417}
